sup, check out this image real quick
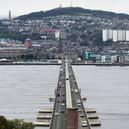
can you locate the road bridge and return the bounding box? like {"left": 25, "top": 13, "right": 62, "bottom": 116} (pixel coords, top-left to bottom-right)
{"left": 35, "top": 59, "right": 101, "bottom": 129}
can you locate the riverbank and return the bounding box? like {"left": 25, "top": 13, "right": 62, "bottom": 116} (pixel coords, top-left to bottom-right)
{"left": 0, "top": 62, "right": 129, "bottom": 66}
{"left": 72, "top": 63, "right": 129, "bottom": 66}
{"left": 0, "top": 62, "right": 61, "bottom": 65}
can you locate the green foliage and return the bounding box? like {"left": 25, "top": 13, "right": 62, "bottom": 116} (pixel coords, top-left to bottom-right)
{"left": 103, "top": 39, "right": 113, "bottom": 46}
{"left": 0, "top": 116, "right": 35, "bottom": 129}
{"left": 0, "top": 116, "right": 8, "bottom": 129}
{"left": 0, "top": 31, "right": 25, "bottom": 42}
{"left": 0, "top": 31, "right": 42, "bottom": 42}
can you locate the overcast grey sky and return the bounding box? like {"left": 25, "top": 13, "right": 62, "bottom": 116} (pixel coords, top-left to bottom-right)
{"left": 0, "top": 0, "right": 129, "bottom": 17}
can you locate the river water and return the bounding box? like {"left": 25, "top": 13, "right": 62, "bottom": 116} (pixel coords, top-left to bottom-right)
{"left": 0, "top": 65, "right": 129, "bottom": 129}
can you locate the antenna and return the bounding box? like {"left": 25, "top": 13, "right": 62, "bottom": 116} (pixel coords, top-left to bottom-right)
{"left": 59, "top": 4, "right": 62, "bottom": 8}
{"left": 70, "top": 0, "right": 73, "bottom": 7}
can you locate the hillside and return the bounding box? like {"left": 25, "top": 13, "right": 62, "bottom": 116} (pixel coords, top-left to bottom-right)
{"left": 16, "top": 7, "right": 129, "bottom": 20}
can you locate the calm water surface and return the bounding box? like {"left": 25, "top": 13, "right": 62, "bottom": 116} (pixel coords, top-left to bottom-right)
{"left": 0, "top": 66, "right": 59, "bottom": 122}
{"left": 73, "top": 66, "right": 129, "bottom": 129}
{"left": 0, "top": 65, "right": 129, "bottom": 129}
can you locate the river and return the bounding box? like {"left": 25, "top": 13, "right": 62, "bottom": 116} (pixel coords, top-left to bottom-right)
{"left": 0, "top": 65, "right": 129, "bottom": 129}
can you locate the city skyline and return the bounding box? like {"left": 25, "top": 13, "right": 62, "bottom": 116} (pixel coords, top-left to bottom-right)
{"left": 0, "top": 0, "right": 129, "bottom": 17}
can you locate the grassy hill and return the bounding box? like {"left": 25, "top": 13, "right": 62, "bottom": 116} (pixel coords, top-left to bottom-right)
{"left": 16, "top": 7, "right": 129, "bottom": 20}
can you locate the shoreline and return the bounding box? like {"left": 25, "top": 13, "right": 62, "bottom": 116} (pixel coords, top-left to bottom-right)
{"left": 72, "top": 63, "right": 129, "bottom": 66}
{"left": 0, "top": 62, "right": 129, "bottom": 66}
{"left": 0, "top": 62, "right": 61, "bottom": 65}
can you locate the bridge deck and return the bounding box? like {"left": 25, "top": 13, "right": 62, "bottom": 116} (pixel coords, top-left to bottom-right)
{"left": 35, "top": 59, "right": 101, "bottom": 129}
{"left": 50, "top": 59, "right": 91, "bottom": 129}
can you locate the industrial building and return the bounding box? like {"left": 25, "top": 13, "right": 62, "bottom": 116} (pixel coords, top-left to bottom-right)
{"left": 0, "top": 47, "right": 27, "bottom": 58}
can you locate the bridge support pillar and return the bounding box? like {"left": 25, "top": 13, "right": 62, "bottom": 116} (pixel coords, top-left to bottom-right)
{"left": 66, "top": 108, "right": 78, "bottom": 129}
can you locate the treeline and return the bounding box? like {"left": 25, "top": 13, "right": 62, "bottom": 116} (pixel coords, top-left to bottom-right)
{"left": 0, "top": 31, "right": 42, "bottom": 42}
{"left": 0, "top": 116, "right": 34, "bottom": 129}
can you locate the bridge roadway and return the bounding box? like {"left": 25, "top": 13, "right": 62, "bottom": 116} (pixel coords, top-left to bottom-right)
{"left": 50, "top": 59, "right": 91, "bottom": 129}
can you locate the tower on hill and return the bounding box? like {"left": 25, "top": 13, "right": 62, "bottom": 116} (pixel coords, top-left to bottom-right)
{"left": 70, "top": 0, "right": 73, "bottom": 7}
{"left": 9, "top": 10, "right": 12, "bottom": 21}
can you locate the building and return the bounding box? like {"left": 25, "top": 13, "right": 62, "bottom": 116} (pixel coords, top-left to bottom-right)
{"left": 102, "top": 29, "right": 113, "bottom": 42}
{"left": 55, "top": 30, "right": 61, "bottom": 40}
{"left": 102, "top": 29, "right": 129, "bottom": 42}
{"left": 0, "top": 47, "right": 27, "bottom": 58}
{"left": 108, "top": 30, "right": 113, "bottom": 40}
{"left": 113, "top": 30, "right": 117, "bottom": 42}
{"left": 24, "top": 38, "right": 32, "bottom": 48}
{"left": 126, "top": 31, "right": 129, "bottom": 41}
{"left": 102, "top": 30, "right": 108, "bottom": 42}
{"left": 117, "top": 30, "right": 126, "bottom": 41}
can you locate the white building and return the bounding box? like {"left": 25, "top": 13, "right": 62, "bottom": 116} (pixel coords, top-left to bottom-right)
{"left": 101, "top": 56, "right": 106, "bottom": 63}
{"left": 108, "top": 30, "right": 113, "bottom": 39}
{"left": 55, "top": 30, "right": 61, "bottom": 40}
{"left": 122, "top": 30, "right": 126, "bottom": 41}
{"left": 126, "top": 31, "right": 129, "bottom": 41}
{"left": 117, "top": 30, "right": 123, "bottom": 41}
{"left": 102, "top": 30, "right": 108, "bottom": 42}
{"left": 111, "top": 55, "right": 117, "bottom": 63}
{"left": 102, "top": 29, "right": 113, "bottom": 42}
{"left": 102, "top": 29, "right": 129, "bottom": 42}
{"left": 113, "top": 30, "right": 118, "bottom": 42}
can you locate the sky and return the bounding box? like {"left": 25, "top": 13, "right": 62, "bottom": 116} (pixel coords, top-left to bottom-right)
{"left": 0, "top": 0, "right": 129, "bottom": 17}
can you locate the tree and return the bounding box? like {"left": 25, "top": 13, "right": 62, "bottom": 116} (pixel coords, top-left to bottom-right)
{"left": 0, "top": 116, "right": 8, "bottom": 129}
{"left": 0, "top": 116, "right": 35, "bottom": 129}
{"left": 104, "top": 39, "right": 113, "bottom": 46}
